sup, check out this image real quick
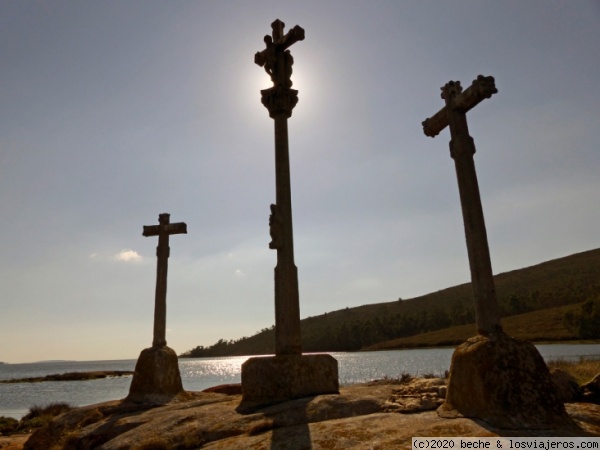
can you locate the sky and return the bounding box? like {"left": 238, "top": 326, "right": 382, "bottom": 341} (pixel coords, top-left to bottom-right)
{"left": 1, "top": 1, "right": 599, "bottom": 363}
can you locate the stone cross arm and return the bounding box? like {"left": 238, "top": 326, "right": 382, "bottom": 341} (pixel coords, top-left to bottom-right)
{"left": 143, "top": 222, "right": 187, "bottom": 237}
{"left": 422, "top": 75, "right": 497, "bottom": 137}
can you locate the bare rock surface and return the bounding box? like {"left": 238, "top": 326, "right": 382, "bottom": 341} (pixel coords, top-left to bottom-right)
{"left": 582, "top": 373, "right": 600, "bottom": 403}
{"left": 0, "top": 434, "right": 30, "bottom": 450}
{"left": 24, "top": 379, "right": 599, "bottom": 450}
{"left": 551, "top": 368, "right": 582, "bottom": 403}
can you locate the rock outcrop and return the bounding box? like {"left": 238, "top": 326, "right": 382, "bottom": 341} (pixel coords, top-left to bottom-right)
{"left": 551, "top": 368, "right": 582, "bottom": 403}
{"left": 438, "top": 333, "right": 574, "bottom": 429}
{"left": 582, "top": 373, "right": 600, "bottom": 403}
{"left": 125, "top": 346, "right": 184, "bottom": 404}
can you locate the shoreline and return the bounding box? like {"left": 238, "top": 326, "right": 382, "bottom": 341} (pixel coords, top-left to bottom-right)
{"left": 178, "top": 339, "right": 600, "bottom": 358}
{"left": 4, "top": 357, "right": 600, "bottom": 448}
{"left": 0, "top": 371, "right": 133, "bottom": 384}
{"left": 1, "top": 339, "right": 599, "bottom": 364}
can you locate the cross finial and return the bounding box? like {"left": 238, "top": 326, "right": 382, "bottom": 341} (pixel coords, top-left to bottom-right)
{"left": 441, "top": 80, "right": 463, "bottom": 102}
{"left": 158, "top": 212, "right": 169, "bottom": 226}
{"left": 272, "top": 19, "right": 284, "bottom": 41}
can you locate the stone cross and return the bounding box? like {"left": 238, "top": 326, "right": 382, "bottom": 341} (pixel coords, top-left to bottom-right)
{"left": 422, "top": 75, "right": 502, "bottom": 335}
{"left": 241, "top": 20, "right": 338, "bottom": 405}
{"left": 143, "top": 213, "right": 187, "bottom": 347}
{"left": 256, "top": 19, "right": 305, "bottom": 355}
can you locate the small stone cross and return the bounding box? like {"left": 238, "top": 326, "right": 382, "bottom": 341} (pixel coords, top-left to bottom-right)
{"left": 422, "top": 75, "right": 502, "bottom": 335}
{"left": 143, "top": 213, "right": 187, "bottom": 347}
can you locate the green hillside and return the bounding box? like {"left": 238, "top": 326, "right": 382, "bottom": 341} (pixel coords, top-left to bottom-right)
{"left": 181, "top": 248, "right": 600, "bottom": 357}
{"left": 366, "top": 303, "right": 584, "bottom": 350}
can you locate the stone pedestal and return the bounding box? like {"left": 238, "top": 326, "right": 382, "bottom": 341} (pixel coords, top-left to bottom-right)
{"left": 241, "top": 354, "right": 339, "bottom": 404}
{"left": 126, "top": 346, "right": 184, "bottom": 404}
{"left": 438, "top": 332, "right": 573, "bottom": 429}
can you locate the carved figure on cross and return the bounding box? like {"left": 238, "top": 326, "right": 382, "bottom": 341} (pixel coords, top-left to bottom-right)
{"left": 268, "top": 203, "right": 283, "bottom": 250}
{"left": 255, "top": 19, "right": 305, "bottom": 89}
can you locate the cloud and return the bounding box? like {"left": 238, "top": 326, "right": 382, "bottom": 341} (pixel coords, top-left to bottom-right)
{"left": 115, "top": 250, "right": 142, "bottom": 263}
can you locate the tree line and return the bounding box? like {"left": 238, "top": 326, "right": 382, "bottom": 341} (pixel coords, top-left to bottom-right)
{"left": 180, "top": 282, "right": 600, "bottom": 358}
{"left": 563, "top": 296, "right": 600, "bottom": 339}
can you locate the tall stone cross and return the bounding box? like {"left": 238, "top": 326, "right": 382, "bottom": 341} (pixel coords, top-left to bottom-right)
{"left": 422, "top": 75, "right": 503, "bottom": 335}
{"left": 142, "top": 213, "right": 187, "bottom": 347}
{"left": 255, "top": 19, "right": 305, "bottom": 355}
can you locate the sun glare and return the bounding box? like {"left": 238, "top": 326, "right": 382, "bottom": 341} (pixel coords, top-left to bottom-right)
{"left": 288, "top": 62, "right": 319, "bottom": 123}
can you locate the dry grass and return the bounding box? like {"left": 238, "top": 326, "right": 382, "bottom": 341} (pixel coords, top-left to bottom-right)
{"left": 0, "top": 402, "right": 72, "bottom": 436}
{"left": 547, "top": 358, "right": 600, "bottom": 385}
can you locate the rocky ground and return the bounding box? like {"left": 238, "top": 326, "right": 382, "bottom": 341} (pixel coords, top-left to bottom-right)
{"left": 13, "top": 377, "right": 600, "bottom": 450}
{"left": 0, "top": 434, "right": 29, "bottom": 450}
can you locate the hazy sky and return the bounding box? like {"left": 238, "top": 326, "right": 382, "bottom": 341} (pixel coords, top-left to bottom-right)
{"left": 1, "top": 1, "right": 599, "bottom": 363}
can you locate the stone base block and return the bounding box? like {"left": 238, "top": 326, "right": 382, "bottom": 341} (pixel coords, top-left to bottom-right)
{"left": 438, "top": 332, "right": 574, "bottom": 429}
{"left": 241, "top": 354, "right": 339, "bottom": 404}
{"left": 126, "top": 345, "right": 184, "bottom": 404}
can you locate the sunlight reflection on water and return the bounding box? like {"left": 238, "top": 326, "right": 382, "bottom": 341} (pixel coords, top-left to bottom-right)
{"left": 179, "top": 356, "right": 252, "bottom": 391}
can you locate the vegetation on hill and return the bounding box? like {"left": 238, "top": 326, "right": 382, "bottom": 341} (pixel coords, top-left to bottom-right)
{"left": 366, "top": 303, "right": 582, "bottom": 350}
{"left": 564, "top": 297, "right": 600, "bottom": 339}
{"left": 0, "top": 371, "right": 134, "bottom": 384}
{"left": 180, "top": 249, "right": 600, "bottom": 358}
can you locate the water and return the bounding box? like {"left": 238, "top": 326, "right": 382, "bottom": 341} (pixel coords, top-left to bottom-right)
{"left": 1, "top": 344, "right": 598, "bottom": 419}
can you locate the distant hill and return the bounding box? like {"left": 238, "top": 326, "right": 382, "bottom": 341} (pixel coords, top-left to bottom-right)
{"left": 180, "top": 248, "right": 600, "bottom": 357}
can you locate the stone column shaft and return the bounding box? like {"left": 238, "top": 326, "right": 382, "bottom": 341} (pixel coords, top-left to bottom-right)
{"left": 153, "top": 233, "right": 169, "bottom": 347}
{"left": 445, "top": 99, "right": 502, "bottom": 335}
{"left": 273, "top": 113, "right": 302, "bottom": 355}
